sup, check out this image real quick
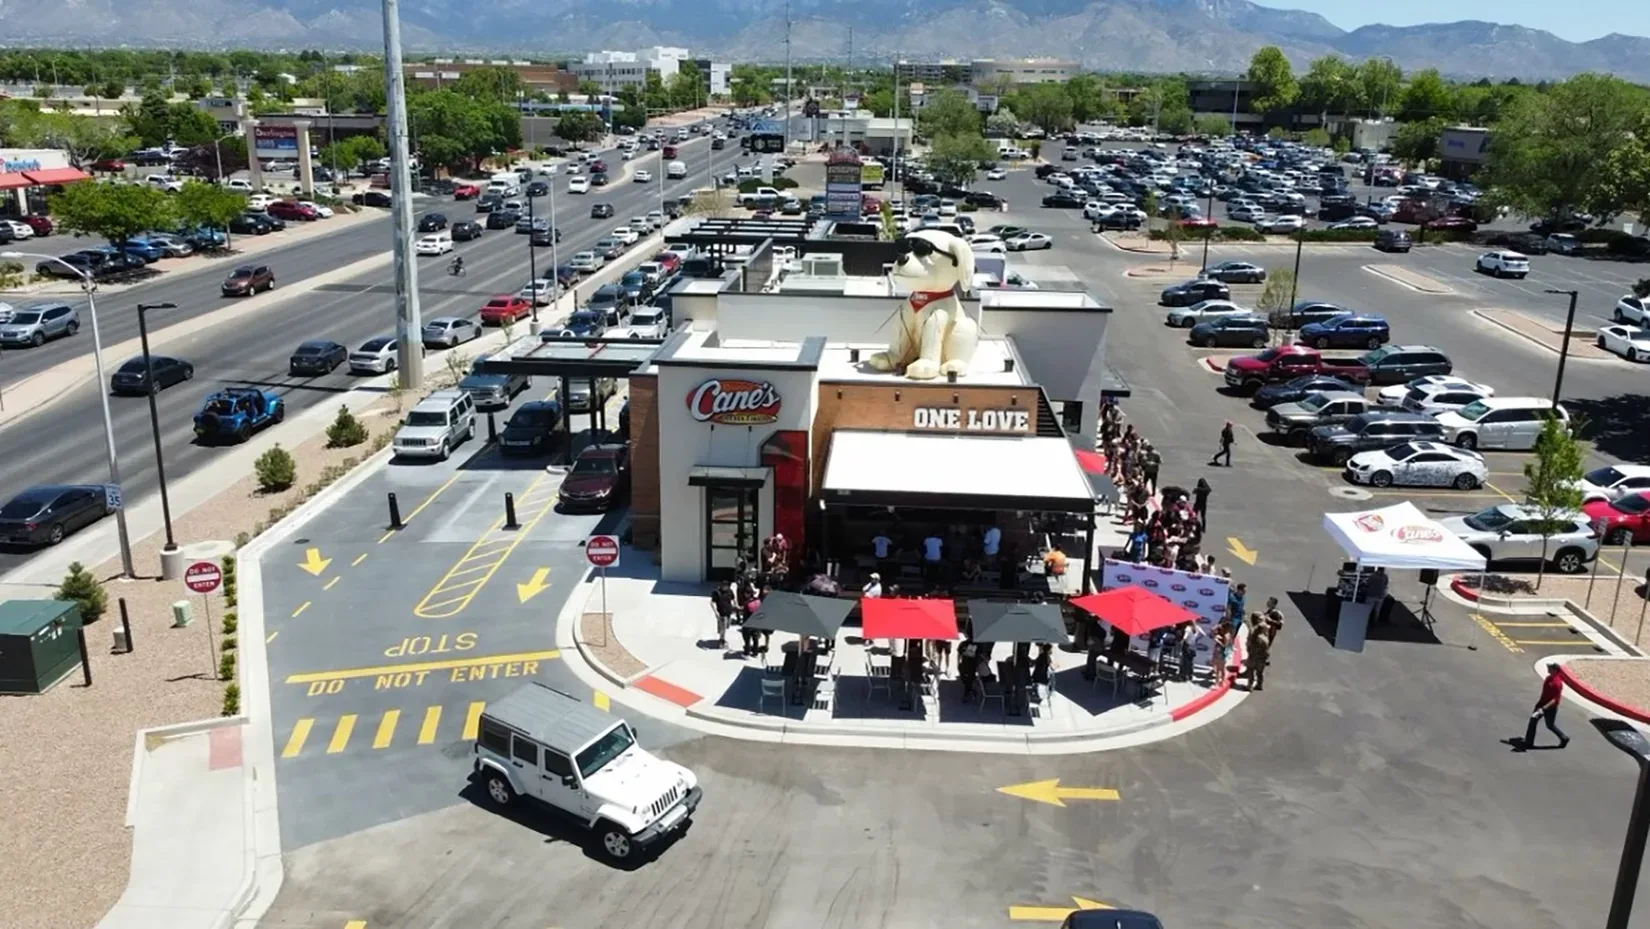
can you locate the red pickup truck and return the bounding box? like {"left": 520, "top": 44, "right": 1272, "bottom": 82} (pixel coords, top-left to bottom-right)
{"left": 1223, "top": 345, "right": 1372, "bottom": 394}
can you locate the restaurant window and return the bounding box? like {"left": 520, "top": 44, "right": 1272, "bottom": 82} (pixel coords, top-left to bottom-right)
{"left": 706, "top": 485, "right": 760, "bottom": 581}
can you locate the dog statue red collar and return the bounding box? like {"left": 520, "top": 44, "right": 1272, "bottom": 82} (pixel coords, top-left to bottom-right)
{"left": 906, "top": 289, "right": 955, "bottom": 311}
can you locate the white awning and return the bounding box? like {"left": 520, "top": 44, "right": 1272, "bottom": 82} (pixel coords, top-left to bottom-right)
{"left": 1323, "top": 501, "right": 1487, "bottom": 571}
{"left": 822, "top": 430, "right": 1095, "bottom": 512}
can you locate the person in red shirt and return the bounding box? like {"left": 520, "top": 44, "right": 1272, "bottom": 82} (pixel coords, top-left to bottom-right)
{"left": 1520, "top": 663, "right": 1571, "bottom": 751}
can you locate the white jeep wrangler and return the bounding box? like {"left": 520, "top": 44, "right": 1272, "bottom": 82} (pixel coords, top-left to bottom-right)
{"left": 473, "top": 683, "right": 701, "bottom": 862}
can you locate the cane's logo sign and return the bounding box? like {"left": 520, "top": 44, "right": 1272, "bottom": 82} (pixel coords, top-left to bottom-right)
{"left": 1142, "top": 579, "right": 1160, "bottom": 589}
{"left": 1394, "top": 524, "right": 1444, "bottom": 544}
{"left": 1182, "top": 600, "right": 1200, "bottom": 609}
{"left": 1116, "top": 573, "right": 1135, "bottom": 583}
{"left": 687, "top": 378, "right": 782, "bottom": 426}
{"left": 1171, "top": 584, "right": 1187, "bottom": 592}
{"left": 1355, "top": 513, "right": 1385, "bottom": 533}
{"left": 1198, "top": 588, "right": 1216, "bottom": 596}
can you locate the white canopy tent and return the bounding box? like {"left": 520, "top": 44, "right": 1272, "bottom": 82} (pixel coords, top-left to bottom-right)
{"left": 1321, "top": 501, "right": 1486, "bottom": 651}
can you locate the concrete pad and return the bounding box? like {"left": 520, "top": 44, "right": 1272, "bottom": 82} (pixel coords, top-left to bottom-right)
{"left": 1473, "top": 308, "right": 1615, "bottom": 360}
{"left": 1363, "top": 263, "right": 1455, "bottom": 295}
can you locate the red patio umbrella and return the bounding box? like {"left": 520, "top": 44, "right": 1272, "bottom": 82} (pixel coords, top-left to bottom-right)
{"left": 1071, "top": 586, "right": 1197, "bottom": 638}
{"left": 862, "top": 598, "right": 960, "bottom": 641}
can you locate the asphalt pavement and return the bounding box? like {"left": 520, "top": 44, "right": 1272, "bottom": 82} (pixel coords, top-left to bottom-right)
{"left": 0, "top": 129, "right": 747, "bottom": 577}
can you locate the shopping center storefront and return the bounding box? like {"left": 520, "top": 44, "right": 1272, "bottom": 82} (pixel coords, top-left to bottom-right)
{"left": 626, "top": 287, "right": 1118, "bottom": 585}
{"left": 0, "top": 149, "right": 92, "bottom": 215}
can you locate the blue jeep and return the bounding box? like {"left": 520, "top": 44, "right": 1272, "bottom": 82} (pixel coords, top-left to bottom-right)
{"left": 193, "top": 387, "right": 285, "bottom": 443}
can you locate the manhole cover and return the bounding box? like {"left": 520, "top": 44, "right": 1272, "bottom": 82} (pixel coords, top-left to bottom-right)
{"left": 1330, "top": 486, "right": 1372, "bottom": 501}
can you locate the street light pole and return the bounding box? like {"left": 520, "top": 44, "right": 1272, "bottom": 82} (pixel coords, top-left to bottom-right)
{"left": 1288, "top": 231, "right": 1304, "bottom": 310}
{"left": 3, "top": 251, "right": 135, "bottom": 578}
{"left": 527, "top": 192, "right": 540, "bottom": 324}
{"left": 136, "top": 302, "right": 182, "bottom": 578}
{"left": 1545, "top": 288, "right": 1579, "bottom": 413}
{"left": 1200, "top": 188, "right": 1216, "bottom": 272}
{"left": 1593, "top": 719, "right": 1650, "bottom": 929}
{"left": 549, "top": 173, "right": 561, "bottom": 312}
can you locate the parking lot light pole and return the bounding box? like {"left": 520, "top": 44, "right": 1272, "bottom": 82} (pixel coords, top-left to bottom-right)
{"left": 136, "top": 302, "right": 181, "bottom": 578}
{"left": 3, "top": 251, "right": 134, "bottom": 578}
{"left": 1592, "top": 719, "right": 1650, "bottom": 929}
{"left": 1200, "top": 188, "right": 1216, "bottom": 272}
{"left": 1544, "top": 288, "right": 1580, "bottom": 413}
{"left": 526, "top": 193, "right": 540, "bottom": 324}
{"left": 1288, "top": 231, "right": 1304, "bottom": 309}
{"left": 549, "top": 176, "right": 561, "bottom": 312}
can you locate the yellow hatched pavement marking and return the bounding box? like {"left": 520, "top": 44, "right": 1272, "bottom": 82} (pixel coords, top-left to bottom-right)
{"left": 281, "top": 719, "right": 313, "bottom": 759}
{"left": 594, "top": 691, "right": 611, "bottom": 712}
{"left": 345, "top": 921, "right": 367, "bottom": 929}
{"left": 418, "top": 706, "right": 442, "bottom": 744}
{"left": 327, "top": 715, "right": 357, "bottom": 754}
{"left": 413, "top": 473, "right": 561, "bottom": 619}
{"left": 373, "top": 710, "right": 401, "bottom": 749}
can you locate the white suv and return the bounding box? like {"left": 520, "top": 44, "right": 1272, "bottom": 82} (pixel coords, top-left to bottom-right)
{"left": 1439, "top": 504, "right": 1598, "bottom": 574}
{"left": 393, "top": 389, "right": 475, "bottom": 461}
{"left": 1615, "top": 294, "right": 1649, "bottom": 324}
{"left": 1434, "top": 397, "right": 1567, "bottom": 451}
{"left": 474, "top": 683, "right": 701, "bottom": 863}
{"left": 1475, "top": 251, "right": 1530, "bottom": 278}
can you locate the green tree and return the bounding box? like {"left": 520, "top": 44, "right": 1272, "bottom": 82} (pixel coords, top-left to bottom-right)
{"left": 1356, "top": 58, "right": 1403, "bottom": 117}
{"left": 1193, "top": 113, "right": 1232, "bottom": 138}
{"left": 1257, "top": 267, "right": 1297, "bottom": 331}
{"left": 11, "top": 112, "right": 134, "bottom": 167}
{"left": 407, "top": 89, "right": 520, "bottom": 171}
{"left": 1064, "top": 73, "right": 1109, "bottom": 124}
{"left": 1298, "top": 55, "right": 1360, "bottom": 120}
{"left": 1011, "top": 83, "right": 1074, "bottom": 135}
{"left": 174, "top": 182, "right": 247, "bottom": 235}
{"left": 123, "top": 88, "right": 173, "bottom": 146}
{"left": 918, "top": 88, "right": 981, "bottom": 139}
{"left": 926, "top": 132, "right": 994, "bottom": 187}
{"left": 1397, "top": 68, "right": 1454, "bottom": 122}
{"left": 48, "top": 182, "right": 174, "bottom": 248}
{"left": 1521, "top": 414, "right": 1585, "bottom": 585}
{"left": 730, "top": 74, "right": 769, "bottom": 107}
{"left": 326, "top": 405, "right": 369, "bottom": 448}
{"left": 56, "top": 562, "right": 108, "bottom": 623}
{"left": 670, "top": 61, "right": 704, "bottom": 109}
{"left": 1481, "top": 74, "right": 1650, "bottom": 222}
{"left": 322, "top": 134, "right": 386, "bottom": 173}
{"left": 985, "top": 107, "right": 1020, "bottom": 137}
{"left": 176, "top": 74, "right": 212, "bottom": 100}
{"left": 555, "top": 110, "right": 605, "bottom": 146}
{"left": 861, "top": 87, "right": 895, "bottom": 119}
{"left": 1246, "top": 46, "right": 1298, "bottom": 115}
{"left": 1159, "top": 209, "right": 1187, "bottom": 265}
{"left": 1390, "top": 117, "right": 1446, "bottom": 163}
{"left": 451, "top": 66, "right": 523, "bottom": 103}
{"left": 1301, "top": 127, "right": 1332, "bottom": 147}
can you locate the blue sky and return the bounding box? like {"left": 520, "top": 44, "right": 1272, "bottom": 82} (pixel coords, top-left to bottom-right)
{"left": 1248, "top": 0, "right": 1642, "bottom": 43}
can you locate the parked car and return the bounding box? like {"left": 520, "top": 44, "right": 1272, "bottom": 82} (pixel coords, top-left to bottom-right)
{"left": 557, "top": 444, "right": 630, "bottom": 511}
{"left": 421, "top": 316, "right": 481, "bottom": 348}
{"left": 1596, "top": 324, "right": 1650, "bottom": 362}
{"left": 1424, "top": 215, "right": 1477, "bottom": 232}
{"left": 393, "top": 389, "right": 476, "bottom": 461}
{"left": 352, "top": 190, "right": 392, "bottom": 207}
{"left": 1354, "top": 344, "right": 1454, "bottom": 386}
{"left": 1547, "top": 233, "right": 1583, "bottom": 255}
{"left": 192, "top": 387, "right": 285, "bottom": 443}
{"left": 1166, "top": 299, "right": 1250, "bottom": 328}
{"left": 1006, "top": 232, "right": 1053, "bottom": 251}
{"left": 288, "top": 340, "right": 347, "bottom": 376}
{"left": 109, "top": 355, "right": 193, "bottom": 395}
{"left": 0, "top": 485, "right": 115, "bottom": 547}
{"left": 0, "top": 302, "right": 78, "bottom": 347}
{"left": 266, "top": 200, "right": 319, "bottom": 221}
{"left": 1398, "top": 381, "right": 1494, "bottom": 416}
{"left": 1201, "top": 260, "right": 1266, "bottom": 284}
{"left": 1253, "top": 374, "right": 1365, "bottom": 410}
{"left": 1266, "top": 391, "right": 1371, "bottom": 445}
{"left": 1373, "top": 229, "right": 1413, "bottom": 253}
{"left": 349, "top": 336, "right": 403, "bottom": 374}
{"left": 1584, "top": 492, "right": 1650, "bottom": 545}
{"left": 457, "top": 355, "right": 531, "bottom": 410}
{"left": 417, "top": 212, "right": 448, "bottom": 233}
{"left": 453, "top": 183, "right": 481, "bottom": 200}
{"left": 1297, "top": 314, "right": 1391, "bottom": 350}
{"left": 479, "top": 295, "right": 531, "bottom": 326}
{"left": 1188, "top": 314, "right": 1271, "bottom": 349}
{"left": 1345, "top": 441, "right": 1488, "bottom": 490}
{"left": 499, "top": 400, "right": 562, "bottom": 455}
{"left": 565, "top": 377, "right": 618, "bottom": 413}
{"left": 452, "top": 220, "right": 483, "bottom": 242}
{"left": 1438, "top": 504, "right": 1597, "bottom": 574}
{"left": 1307, "top": 411, "right": 1447, "bottom": 465}
{"left": 222, "top": 265, "right": 274, "bottom": 296}
{"left": 1159, "top": 279, "right": 1231, "bottom": 307}
{"left": 1377, "top": 375, "right": 1492, "bottom": 407}
{"left": 415, "top": 232, "right": 454, "bottom": 256}
{"left": 1256, "top": 215, "right": 1306, "bottom": 234}
{"left": 1475, "top": 251, "right": 1530, "bottom": 279}
{"left": 1434, "top": 397, "right": 1566, "bottom": 451}
{"left": 1577, "top": 465, "right": 1650, "bottom": 504}
{"left": 229, "top": 213, "right": 276, "bottom": 235}
{"left": 1223, "top": 345, "right": 1372, "bottom": 393}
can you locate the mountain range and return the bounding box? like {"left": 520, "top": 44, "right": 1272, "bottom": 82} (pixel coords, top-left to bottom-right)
{"left": 3, "top": 0, "right": 1648, "bottom": 82}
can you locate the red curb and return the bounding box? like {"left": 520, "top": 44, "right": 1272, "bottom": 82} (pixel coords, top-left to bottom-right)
{"left": 634, "top": 674, "right": 703, "bottom": 708}
{"left": 1170, "top": 641, "right": 1245, "bottom": 722}
{"left": 1450, "top": 576, "right": 1481, "bottom": 601}
{"left": 1200, "top": 357, "right": 1225, "bottom": 373}
{"left": 208, "top": 725, "right": 244, "bottom": 771}
{"left": 1557, "top": 663, "right": 1650, "bottom": 724}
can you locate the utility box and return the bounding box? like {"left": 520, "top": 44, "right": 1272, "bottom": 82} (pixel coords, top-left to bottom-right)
{"left": 0, "top": 600, "right": 84, "bottom": 695}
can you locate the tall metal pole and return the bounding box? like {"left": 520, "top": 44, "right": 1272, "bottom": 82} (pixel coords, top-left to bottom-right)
{"left": 381, "top": 0, "right": 423, "bottom": 388}
{"left": 1200, "top": 188, "right": 1215, "bottom": 271}
{"left": 136, "top": 303, "right": 179, "bottom": 560}
{"left": 891, "top": 54, "right": 901, "bottom": 198}
{"left": 527, "top": 191, "right": 540, "bottom": 323}
{"left": 549, "top": 173, "right": 560, "bottom": 309}
{"left": 783, "top": 0, "right": 793, "bottom": 153}
{"left": 1288, "top": 231, "right": 1304, "bottom": 310}
{"left": 1545, "top": 288, "right": 1579, "bottom": 412}
{"left": 1231, "top": 78, "right": 1240, "bottom": 135}
{"left": 1600, "top": 723, "right": 1650, "bottom": 929}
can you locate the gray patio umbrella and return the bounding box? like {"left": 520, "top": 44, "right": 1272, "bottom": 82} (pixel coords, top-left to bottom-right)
{"left": 966, "top": 600, "right": 1071, "bottom": 644}
{"left": 743, "top": 591, "right": 855, "bottom": 639}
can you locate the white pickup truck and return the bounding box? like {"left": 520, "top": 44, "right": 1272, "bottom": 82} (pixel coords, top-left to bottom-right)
{"left": 738, "top": 186, "right": 783, "bottom": 207}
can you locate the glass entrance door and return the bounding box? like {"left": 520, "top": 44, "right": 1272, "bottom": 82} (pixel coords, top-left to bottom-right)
{"left": 706, "top": 486, "right": 760, "bottom": 580}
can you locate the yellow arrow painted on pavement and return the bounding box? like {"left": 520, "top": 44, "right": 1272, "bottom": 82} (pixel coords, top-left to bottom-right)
{"left": 997, "top": 779, "right": 1120, "bottom": 807}
{"left": 516, "top": 567, "right": 552, "bottom": 603}
{"left": 1226, "top": 536, "right": 1258, "bottom": 566}
{"left": 1008, "top": 897, "right": 1111, "bottom": 921}
{"left": 298, "top": 547, "right": 332, "bottom": 576}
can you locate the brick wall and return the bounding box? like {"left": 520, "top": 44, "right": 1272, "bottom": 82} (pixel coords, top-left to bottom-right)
{"left": 627, "top": 373, "right": 661, "bottom": 549}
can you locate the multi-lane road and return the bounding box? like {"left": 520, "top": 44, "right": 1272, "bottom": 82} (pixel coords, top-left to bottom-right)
{"left": 0, "top": 122, "right": 750, "bottom": 576}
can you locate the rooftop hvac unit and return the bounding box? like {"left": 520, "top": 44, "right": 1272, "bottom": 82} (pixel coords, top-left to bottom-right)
{"left": 797, "top": 253, "right": 843, "bottom": 277}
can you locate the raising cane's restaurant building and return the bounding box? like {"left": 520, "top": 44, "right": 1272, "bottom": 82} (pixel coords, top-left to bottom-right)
{"left": 620, "top": 285, "right": 1127, "bottom": 586}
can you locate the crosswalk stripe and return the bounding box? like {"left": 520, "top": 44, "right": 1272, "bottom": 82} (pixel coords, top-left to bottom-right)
{"left": 373, "top": 710, "right": 400, "bottom": 749}
{"left": 463, "top": 701, "right": 485, "bottom": 740}
{"left": 281, "top": 719, "right": 313, "bottom": 759}
{"left": 345, "top": 921, "right": 366, "bottom": 929}
{"left": 328, "top": 715, "right": 357, "bottom": 754}
{"left": 418, "top": 706, "right": 442, "bottom": 745}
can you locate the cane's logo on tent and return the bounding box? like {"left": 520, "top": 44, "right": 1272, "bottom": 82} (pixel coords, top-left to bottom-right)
{"left": 1142, "top": 579, "right": 1160, "bottom": 588}
{"left": 1170, "top": 583, "right": 1187, "bottom": 592}
{"left": 688, "top": 378, "right": 782, "bottom": 425}
{"left": 1116, "top": 573, "right": 1134, "bottom": 583}
{"left": 1355, "top": 513, "right": 1385, "bottom": 533}
{"left": 1199, "top": 588, "right": 1216, "bottom": 596}
{"left": 1182, "top": 600, "right": 1200, "bottom": 608}
{"left": 1394, "top": 524, "right": 1445, "bottom": 544}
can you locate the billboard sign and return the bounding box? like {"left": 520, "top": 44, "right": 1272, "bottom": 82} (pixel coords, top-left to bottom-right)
{"left": 253, "top": 124, "right": 299, "bottom": 157}
{"left": 825, "top": 149, "right": 863, "bottom": 219}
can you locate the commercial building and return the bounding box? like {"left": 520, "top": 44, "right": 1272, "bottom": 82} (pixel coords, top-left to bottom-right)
{"left": 569, "top": 47, "right": 692, "bottom": 94}
{"left": 692, "top": 59, "right": 732, "bottom": 98}
{"left": 811, "top": 116, "right": 915, "bottom": 157}
{"left": 895, "top": 60, "right": 974, "bottom": 86}
{"left": 897, "top": 58, "right": 1076, "bottom": 89}
{"left": 404, "top": 59, "right": 577, "bottom": 95}
{"left": 473, "top": 217, "right": 1127, "bottom": 585}
{"left": 0, "top": 148, "right": 91, "bottom": 215}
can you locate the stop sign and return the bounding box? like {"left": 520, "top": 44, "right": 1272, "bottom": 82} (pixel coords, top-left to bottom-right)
{"left": 585, "top": 535, "right": 621, "bottom": 568}
{"left": 184, "top": 561, "right": 222, "bottom": 594}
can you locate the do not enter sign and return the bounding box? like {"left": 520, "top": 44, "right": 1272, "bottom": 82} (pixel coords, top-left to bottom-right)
{"left": 184, "top": 561, "right": 222, "bottom": 594}
{"left": 586, "top": 535, "right": 621, "bottom": 568}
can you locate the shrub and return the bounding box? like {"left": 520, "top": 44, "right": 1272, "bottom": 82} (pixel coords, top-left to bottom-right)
{"left": 222, "top": 634, "right": 238, "bottom": 651}
{"left": 0, "top": 260, "right": 24, "bottom": 289}
{"left": 222, "top": 611, "right": 238, "bottom": 633}
{"left": 55, "top": 562, "right": 108, "bottom": 623}
{"left": 221, "top": 683, "right": 241, "bottom": 716}
{"left": 325, "top": 405, "right": 369, "bottom": 448}
{"left": 218, "top": 650, "right": 236, "bottom": 681}
{"left": 234, "top": 531, "right": 251, "bottom": 549}
{"left": 254, "top": 444, "right": 297, "bottom": 492}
